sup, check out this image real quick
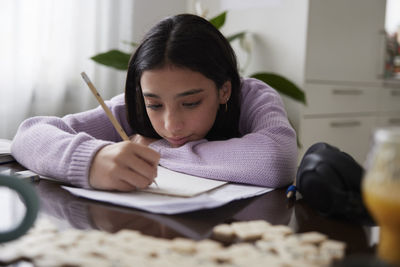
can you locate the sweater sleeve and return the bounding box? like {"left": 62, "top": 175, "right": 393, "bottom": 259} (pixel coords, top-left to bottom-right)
{"left": 149, "top": 78, "right": 298, "bottom": 188}
{"left": 11, "top": 94, "right": 131, "bottom": 188}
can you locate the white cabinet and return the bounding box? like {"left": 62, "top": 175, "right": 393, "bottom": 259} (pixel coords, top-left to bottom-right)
{"left": 378, "top": 85, "right": 400, "bottom": 113}
{"left": 298, "top": 0, "right": 390, "bottom": 164}
{"left": 305, "top": 0, "right": 386, "bottom": 84}
{"left": 301, "top": 115, "right": 376, "bottom": 163}
{"left": 376, "top": 84, "right": 400, "bottom": 128}
{"left": 377, "top": 114, "right": 400, "bottom": 127}
{"left": 216, "top": 0, "right": 397, "bottom": 164}
{"left": 300, "top": 81, "right": 400, "bottom": 164}
{"left": 302, "top": 83, "right": 380, "bottom": 115}
{"left": 299, "top": 82, "right": 381, "bottom": 164}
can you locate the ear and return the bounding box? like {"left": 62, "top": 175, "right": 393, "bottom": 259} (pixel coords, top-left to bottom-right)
{"left": 218, "top": 81, "right": 232, "bottom": 104}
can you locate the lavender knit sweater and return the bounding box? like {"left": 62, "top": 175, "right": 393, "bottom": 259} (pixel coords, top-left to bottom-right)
{"left": 11, "top": 78, "right": 297, "bottom": 189}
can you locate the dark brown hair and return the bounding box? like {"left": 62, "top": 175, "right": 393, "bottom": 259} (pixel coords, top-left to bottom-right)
{"left": 125, "top": 14, "right": 241, "bottom": 141}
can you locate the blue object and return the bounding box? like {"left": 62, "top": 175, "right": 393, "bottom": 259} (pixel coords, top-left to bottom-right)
{"left": 286, "top": 184, "right": 297, "bottom": 198}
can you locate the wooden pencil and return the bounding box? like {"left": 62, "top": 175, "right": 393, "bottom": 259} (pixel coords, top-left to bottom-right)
{"left": 80, "top": 72, "right": 129, "bottom": 141}
{"left": 80, "top": 72, "right": 158, "bottom": 187}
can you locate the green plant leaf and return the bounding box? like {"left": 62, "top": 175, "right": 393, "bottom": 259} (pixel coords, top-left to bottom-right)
{"left": 226, "top": 31, "right": 246, "bottom": 42}
{"left": 90, "top": 49, "right": 130, "bottom": 70}
{"left": 209, "top": 11, "right": 226, "bottom": 29}
{"left": 250, "top": 72, "right": 306, "bottom": 104}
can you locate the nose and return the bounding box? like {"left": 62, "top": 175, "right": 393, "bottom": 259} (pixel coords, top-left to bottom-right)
{"left": 164, "top": 108, "right": 184, "bottom": 135}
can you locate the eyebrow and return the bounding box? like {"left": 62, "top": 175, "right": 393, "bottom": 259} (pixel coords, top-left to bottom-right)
{"left": 143, "top": 88, "right": 204, "bottom": 99}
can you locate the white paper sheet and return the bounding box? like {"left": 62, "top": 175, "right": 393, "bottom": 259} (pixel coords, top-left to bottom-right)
{"left": 63, "top": 184, "right": 273, "bottom": 214}
{"left": 0, "top": 139, "right": 12, "bottom": 154}
{"left": 142, "top": 166, "right": 227, "bottom": 197}
{"left": 0, "top": 139, "right": 14, "bottom": 164}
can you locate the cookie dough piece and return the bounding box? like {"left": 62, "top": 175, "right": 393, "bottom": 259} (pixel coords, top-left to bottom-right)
{"left": 212, "top": 223, "right": 235, "bottom": 243}
{"left": 231, "top": 220, "right": 271, "bottom": 241}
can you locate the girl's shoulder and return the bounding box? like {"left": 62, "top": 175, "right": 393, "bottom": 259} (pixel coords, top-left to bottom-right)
{"left": 100, "top": 93, "right": 126, "bottom": 111}
{"left": 109, "top": 93, "right": 125, "bottom": 105}
{"left": 240, "top": 77, "right": 279, "bottom": 98}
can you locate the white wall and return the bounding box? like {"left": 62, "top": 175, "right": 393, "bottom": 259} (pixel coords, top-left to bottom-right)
{"left": 192, "top": 0, "right": 309, "bottom": 129}
{"left": 133, "top": 0, "right": 187, "bottom": 41}
{"left": 386, "top": 0, "right": 400, "bottom": 35}
{"left": 95, "top": 0, "right": 187, "bottom": 103}
{"left": 0, "top": 0, "right": 188, "bottom": 139}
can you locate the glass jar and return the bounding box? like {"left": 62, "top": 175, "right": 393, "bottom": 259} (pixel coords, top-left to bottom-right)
{"left": 362, "top": 127, "right": 400, "bottom": 266}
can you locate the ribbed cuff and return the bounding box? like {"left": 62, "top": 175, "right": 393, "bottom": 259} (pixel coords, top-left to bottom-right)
{"left": 67, "top": 139, "right": 112, "bottom": 189}
{"left": 149, "top": 139, "right": 169, "bottom": 153}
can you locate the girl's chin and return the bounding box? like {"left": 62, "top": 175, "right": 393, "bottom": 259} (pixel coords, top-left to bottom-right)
{"left": 165, "top": 136, "right": 191, "bottom": 147}
{"left": 166, "top": 142, "right": 188, "bottom": 148}
{"left": 166, "top": 139, "right": 187, "bottom": 147}
{"left": 164, "top": 135, "right": 204, "bottom": 147}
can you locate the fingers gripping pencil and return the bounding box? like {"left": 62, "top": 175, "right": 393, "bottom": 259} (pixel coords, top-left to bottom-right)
{"left": 80, "top": 72, "right": 158, "bottom": 187}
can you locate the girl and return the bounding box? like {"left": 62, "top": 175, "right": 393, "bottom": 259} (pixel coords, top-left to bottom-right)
{"left": 11, "top": 14, "right": 297, "bottom": 191}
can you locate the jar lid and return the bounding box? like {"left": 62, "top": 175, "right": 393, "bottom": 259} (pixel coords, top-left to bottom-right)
{"left": 375, "top": 127, "right": 400, "bottom": 143}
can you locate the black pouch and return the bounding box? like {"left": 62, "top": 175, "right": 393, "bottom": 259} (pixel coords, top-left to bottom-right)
{"left": 295, "top": 142, "right": 374, "bottom": 225}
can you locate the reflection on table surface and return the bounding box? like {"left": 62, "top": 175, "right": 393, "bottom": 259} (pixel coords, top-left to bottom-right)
{"left": 0, "top": 187, "right": 26, "bottom": 232}
{"left": 30, "top": 179, "right": 377, "bottom": 255}
{"left": 0, "top": 160, "right": 379, "bottom": 265}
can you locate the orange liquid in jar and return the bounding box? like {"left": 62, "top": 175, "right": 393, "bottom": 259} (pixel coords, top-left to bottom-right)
{"left": 363, "top": 179, "right": 400, "bottom": 266}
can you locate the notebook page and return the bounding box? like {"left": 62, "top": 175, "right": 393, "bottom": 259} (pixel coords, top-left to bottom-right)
{"left": 0, "top": 139, "right": 12, "bottom": 154}
{"left": 63, "top": 184, "right": 273, "bottom": 214}
{"left": 0, "top": 139, "right": 15, "bottom": 164}
{"left": 141, "top": 166, "right": 227, "bottom": 197}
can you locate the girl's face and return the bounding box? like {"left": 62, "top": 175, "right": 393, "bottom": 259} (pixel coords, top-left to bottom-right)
{"left": 140, "top": 66, "right": 231, "bottom": 147}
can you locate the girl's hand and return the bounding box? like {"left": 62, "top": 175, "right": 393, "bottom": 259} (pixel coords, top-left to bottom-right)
{"left": 130, "top": 134, "right": 159, "bottom": 147}
{"left": 89, "top": 141, "right": 160, "bottom": 191}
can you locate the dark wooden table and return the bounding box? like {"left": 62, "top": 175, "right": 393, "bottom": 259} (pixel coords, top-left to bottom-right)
{"left": 0, "top": 162, "right": 381, "bottom": 265}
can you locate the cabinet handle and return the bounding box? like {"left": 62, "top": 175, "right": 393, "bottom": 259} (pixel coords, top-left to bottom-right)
{"left": 330, "top": 121, "right": 361, "bottom": 128}
{"left": 391, "top": 90, "right": 400, "bottom": 97}
{"left": 388, "top": 118, "right": 400, "bottom": 125}
{"left": 332, "top": 89, "right": 363, "bottom": 95}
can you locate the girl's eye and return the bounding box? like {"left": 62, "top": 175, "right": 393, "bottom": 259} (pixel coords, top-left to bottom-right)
{"left": 182, "top": 100, "right": 201, "bottom": 108}
{"left": 146, "top": 104, "right": 162, "bottom": 110}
